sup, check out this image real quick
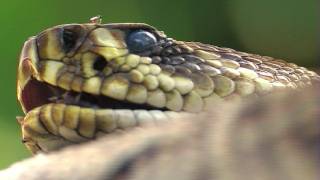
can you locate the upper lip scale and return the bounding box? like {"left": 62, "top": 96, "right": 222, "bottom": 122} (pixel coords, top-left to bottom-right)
{"left": 17, "top": 37, "right": 40, "bottom": 114}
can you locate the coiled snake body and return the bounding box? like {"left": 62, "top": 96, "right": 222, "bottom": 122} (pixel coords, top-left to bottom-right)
{"left": 16, "top": 20, "right": 320, "bottom": 154}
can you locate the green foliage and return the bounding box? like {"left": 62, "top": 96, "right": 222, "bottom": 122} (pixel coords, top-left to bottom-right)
{"left": 0, "top": 0, "right": 316, "bottom": 168}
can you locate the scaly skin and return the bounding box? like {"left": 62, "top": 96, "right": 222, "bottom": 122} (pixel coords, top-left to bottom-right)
{"left": 16, "top": 22, "right": 320, "bottom": 154}
{"left": 3, "top": 87, "right": 319, "bottom": 179}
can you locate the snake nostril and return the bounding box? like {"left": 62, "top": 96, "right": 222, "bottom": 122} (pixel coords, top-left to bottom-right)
{"left": 93, "top": 56, "right": 108, "bottom": 71}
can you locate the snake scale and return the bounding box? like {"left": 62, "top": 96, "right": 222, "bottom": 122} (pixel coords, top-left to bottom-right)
{"left": 16, "top": 18, "right": 320, "bottom": 154}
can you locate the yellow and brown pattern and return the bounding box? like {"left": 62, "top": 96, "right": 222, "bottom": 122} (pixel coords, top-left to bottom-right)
{"left": 16, "top": 19, "right": 320, "bottom": 154}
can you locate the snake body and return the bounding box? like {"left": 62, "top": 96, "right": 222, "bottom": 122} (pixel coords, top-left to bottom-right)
{"left": 16, "top": 22, "right": 320, "bottom": 154}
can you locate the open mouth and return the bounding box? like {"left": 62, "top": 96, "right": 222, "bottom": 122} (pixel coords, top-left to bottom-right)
{"left": 19, "top": 73, "right": 182, "bottom": 154}
{"left": 21, "top": 78, "right": 167, "bottom": 113}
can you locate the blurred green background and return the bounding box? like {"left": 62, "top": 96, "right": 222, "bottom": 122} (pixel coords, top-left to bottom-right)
{"left": 0, "top": 0, "right": 317, "bottom": 168}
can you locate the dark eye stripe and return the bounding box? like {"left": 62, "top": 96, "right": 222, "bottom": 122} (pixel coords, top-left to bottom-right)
{"left": 126, "top": 30, "right": 157, "bottom": 53}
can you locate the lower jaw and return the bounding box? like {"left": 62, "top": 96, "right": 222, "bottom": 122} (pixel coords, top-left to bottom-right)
{"left": 21, "top": 103, "right": 191, "bottom": 153}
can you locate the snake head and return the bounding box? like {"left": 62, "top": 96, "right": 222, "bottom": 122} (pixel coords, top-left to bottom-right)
{"left": 17, "top": 22, "right": 200, "bottom": 153}
{"left": 17, "top": 23, "right": 175, "bottom": 114}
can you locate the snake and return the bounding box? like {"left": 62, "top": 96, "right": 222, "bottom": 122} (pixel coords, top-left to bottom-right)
{"left": 16, "top": 17, "right": 320, "bottom": 154}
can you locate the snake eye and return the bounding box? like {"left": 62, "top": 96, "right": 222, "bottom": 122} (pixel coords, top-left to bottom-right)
{"left": 62, "top": 28, "right": 77, "bottom": 52}
{"left": 126, "top": 30, "right": 157, "bottom": 52}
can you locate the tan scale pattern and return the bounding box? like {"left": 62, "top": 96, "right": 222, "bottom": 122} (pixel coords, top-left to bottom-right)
{"left": 16, "top": 23, "right": 320, "bottom": 153}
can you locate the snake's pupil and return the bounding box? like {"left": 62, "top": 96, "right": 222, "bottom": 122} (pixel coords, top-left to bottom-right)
{"left": 62, "top": 29, "right": 77, "bottom": 52}
{"left": 93, "top": 56, "right": 108, "bottom": 71}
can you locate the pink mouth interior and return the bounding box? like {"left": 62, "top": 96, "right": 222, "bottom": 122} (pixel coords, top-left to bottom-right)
{"left": 21, "top": 78, "right": 52, "bottom": 112}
